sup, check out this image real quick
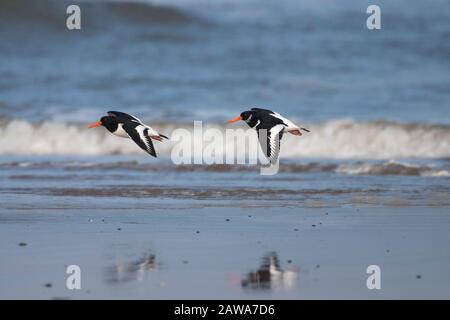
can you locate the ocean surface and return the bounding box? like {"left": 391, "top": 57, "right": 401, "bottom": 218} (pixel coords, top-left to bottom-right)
{"left": 0, "top": 0, "right": 449, "bottom": 160}
{"left": 0, "top": 0, "right": 450, "bottom": 299}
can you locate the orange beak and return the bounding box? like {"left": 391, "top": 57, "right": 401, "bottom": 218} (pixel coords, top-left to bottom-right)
{"left": 88, "top": 121, "right": 102, "bottom": 129}
{"left": 227, "top": 116, "right": 242, "bottom": 123}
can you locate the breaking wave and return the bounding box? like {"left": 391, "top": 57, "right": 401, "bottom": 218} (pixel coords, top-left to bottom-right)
{"left": 0, "top": 119, "right": 449, "bottom": 159}
{"left": 336, "top": 161, "right": 450, "bottom": 178}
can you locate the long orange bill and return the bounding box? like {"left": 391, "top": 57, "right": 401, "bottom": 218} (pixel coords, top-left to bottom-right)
{"left": 88, "top": 121, "right": 102, "bottom": 128}
{"left": 227, "top": 116, "right": 242, "bottom": 123}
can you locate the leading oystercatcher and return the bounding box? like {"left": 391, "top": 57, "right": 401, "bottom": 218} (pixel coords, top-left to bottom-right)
{"left": 227, "top": 108, "right": 310, "bottom": 163}
{"left": 88, "top": 111, "right": 168, "bottom": 157}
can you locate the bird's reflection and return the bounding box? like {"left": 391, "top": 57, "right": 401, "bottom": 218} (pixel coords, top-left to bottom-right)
{"left": 105, "top": 251, "right": 159, "bottom": 284}
{"left": 241, "top": 252, "right": 299, "bottom": 290}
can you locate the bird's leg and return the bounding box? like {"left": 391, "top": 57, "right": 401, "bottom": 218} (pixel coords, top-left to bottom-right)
{"left": 288, "top": 129, "right": 302, "bottom": 136}
{"left": 151, "top": 135, "right": 163, "bottom": 141}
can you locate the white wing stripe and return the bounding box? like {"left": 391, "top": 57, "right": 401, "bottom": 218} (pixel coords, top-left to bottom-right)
{"left": 136, "top": 126, "right": 151, "bottom": 151}
{"left": 268, "top": 124, "right": 284, "bottom": 162}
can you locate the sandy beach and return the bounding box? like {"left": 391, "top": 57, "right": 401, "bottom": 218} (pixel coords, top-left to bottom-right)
{"left": 1, "top": 156, "right": 449, "bottom": 299}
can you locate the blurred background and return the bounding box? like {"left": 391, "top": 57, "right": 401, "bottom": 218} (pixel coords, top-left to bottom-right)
{"left": 0, "top": 0, "right": 449, "bottom": 158}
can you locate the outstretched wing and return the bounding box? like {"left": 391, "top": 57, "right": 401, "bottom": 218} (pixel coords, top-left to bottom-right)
{"left": 257, "top": 124, "right": 284, "bottom": 164}
{"left": 107, "top": 111, "right": 142, "bottom": 124}
{"left": 122, "top": 123, "right": 157, "bottom": 157}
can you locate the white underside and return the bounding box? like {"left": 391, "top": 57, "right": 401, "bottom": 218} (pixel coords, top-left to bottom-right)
{"left": 112, "top": 124, "right": 130, "bottom": 138}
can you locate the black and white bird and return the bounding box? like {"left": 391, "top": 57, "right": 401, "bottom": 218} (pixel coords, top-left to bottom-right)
{"left": 88, "top": 111, "right": 168, "bottom": 157}
{"left": 227, "top": 108, "right": 310, "bottom": 163}
{"left": 240, "top": 252, "right": 299, "bottom": 290}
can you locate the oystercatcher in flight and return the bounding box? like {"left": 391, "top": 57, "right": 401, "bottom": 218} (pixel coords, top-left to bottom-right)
{"left": 88, "top": 111, "right": 168, "bottom": 157}
{"left": 227, "top": 108, "right": 310, "bottom": 163}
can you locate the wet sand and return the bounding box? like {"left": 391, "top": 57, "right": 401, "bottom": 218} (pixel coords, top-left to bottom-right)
{"left": 1, "top": 205, "right": 450, "bottom": 299}
{"left": 0, "top": 156, "right": 449, "bottom": 299}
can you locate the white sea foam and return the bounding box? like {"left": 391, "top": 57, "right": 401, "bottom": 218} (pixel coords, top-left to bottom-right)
{"left": 336, "top": 160, "right": 450, "bottom": 177}
{"left": 0, "top": 119, "right": 449, "bottom": 159}
{"left": 422, "top": 170, "right": 450, "bottom": 178}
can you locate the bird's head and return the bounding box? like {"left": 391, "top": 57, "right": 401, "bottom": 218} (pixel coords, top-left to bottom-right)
{"left": 88, "top": 116, "right": 112, "bottom": 129}
{"left": 227, "top": 110, "right": 254, "bottom": 124}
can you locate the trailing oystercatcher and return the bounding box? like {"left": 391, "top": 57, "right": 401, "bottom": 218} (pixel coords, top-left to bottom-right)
{"left": 88, "top": 111, "right": 168, "bottom": 157}
{"left": 227, "top": 108, "right": 310, "bottom": 163}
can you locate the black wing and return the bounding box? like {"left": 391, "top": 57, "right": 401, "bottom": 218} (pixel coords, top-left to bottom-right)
{"left": 122, "top": 123, "right": 157, "bottom": 157}
{"left": 256, "top": 124, "right": 284, "bottom": 164}
{"left": 107, "top": 111, "right": 142, "bottom": 123}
